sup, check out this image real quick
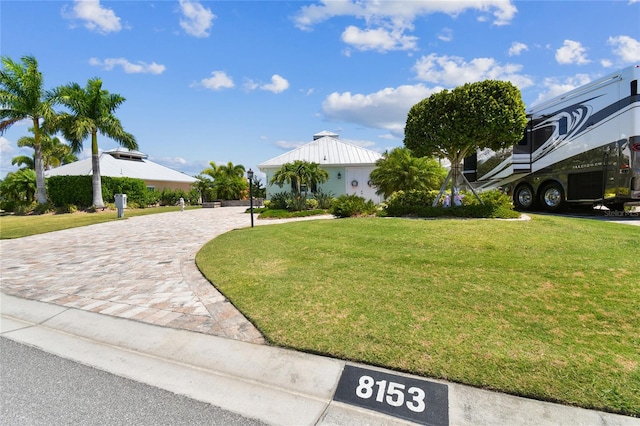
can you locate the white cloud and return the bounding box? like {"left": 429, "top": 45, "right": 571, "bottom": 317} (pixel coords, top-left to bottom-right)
{"left": 531, "top": 74, "right": 593, "bottom": 106}
{"left": 197, "top": 71, "right": 234, "bottom": 90}
{"left": 555, "top": 40, "right": 590, "bottom": 65}
{"left": 293, "top": 0, "right": 517, "bottom": 30}
{"left": 508, "top": 41, "right": 528, "bottom": 56}
{"left": 607, "top": 35, "right": 640, "bottom": 63}
{"left": 341, "top": 26, "right": 417, "bottom": 52}
{"left": 179, "top": 0, "right": 215, "bottom": 38}
{"left": 601, "top": 59, "right": 613, "bottom": 68}
{"left": 89, "top": 58, "right": 166, "bottom": 74}
{"left": 321, "top": 84, "right": 441, "bottom": 137}
{"left": 261, "top": 74, "right": 290, "bottom": 94}
{"left": 412, "top": 54, "right": 534, "bottom": 88}
{"left": 437, "top": 28, "right": 453, "bottom": 42}
{"left": 292, "top": 1, "right": 516, "bottom": 53}
{"left": 66, "top": 0, "right": 122, "bottom": 34}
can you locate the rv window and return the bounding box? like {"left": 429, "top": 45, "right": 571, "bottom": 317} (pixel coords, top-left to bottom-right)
{"left": 631, "top": 80, "right": 638, "bottom": 96}
{"left": 559, "top": 117, "right": 568, "bottom": 135}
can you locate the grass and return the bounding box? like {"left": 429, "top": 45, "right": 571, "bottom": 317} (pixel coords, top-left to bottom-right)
{"left": 0, "top": 206, "right": 199, "bottom": 239}
{"left": 196, "top": 215, "right": 640, "bottom": 417}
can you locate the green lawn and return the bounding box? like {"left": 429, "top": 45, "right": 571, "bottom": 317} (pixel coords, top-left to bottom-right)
{"left": 0, "top": 206, "right": 198, "bottom": 239}
{"left": 196, "top": 215, "right": 640, "bottom": 417}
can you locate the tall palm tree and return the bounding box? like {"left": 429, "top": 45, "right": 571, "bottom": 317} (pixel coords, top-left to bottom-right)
{"left": 0, "top": 55, "right": 56, "bottom": 204}
{"left": 51, "top": 77, "right": 137, "bottom": 208}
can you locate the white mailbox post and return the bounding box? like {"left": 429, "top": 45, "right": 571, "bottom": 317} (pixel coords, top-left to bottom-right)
{"left": 115, "top": 194, "right": 127, "bottom": 218}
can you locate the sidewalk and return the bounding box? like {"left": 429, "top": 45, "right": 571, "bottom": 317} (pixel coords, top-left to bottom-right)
{"left": 1, "top": 208, "right": 638, "bottom": 425}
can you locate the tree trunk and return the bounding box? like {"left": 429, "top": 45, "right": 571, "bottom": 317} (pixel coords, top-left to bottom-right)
{"left": 91, "top": 132, "right": 105, "bottom": 208}
{"left": 34, "top": 145, "right": 47, "bottom": 204}
{"left": 33, "top": 120, "right": 47, "bottom": 204}
{"left": 433, "top": 153, "right": 482, "bottom": 207}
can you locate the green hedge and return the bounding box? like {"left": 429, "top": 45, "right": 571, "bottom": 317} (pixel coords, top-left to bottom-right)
{"left": 382, "top": 189, "right": 519, "bottom": 219}
{"left": 47, "top": 176, "right": 147, "bottom": 208}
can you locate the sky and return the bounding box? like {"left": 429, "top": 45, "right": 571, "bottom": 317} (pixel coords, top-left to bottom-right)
{"left": 1, "top": 0, "right": 639, "bottom": 181}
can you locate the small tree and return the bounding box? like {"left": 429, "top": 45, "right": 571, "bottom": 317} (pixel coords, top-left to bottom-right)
{"left": 13, "top": 129, "right": 77, "bottom": 171}
{"left": 404, "top": 79, "right": 527, "bottom": 205}
{"left": 199, "top": 161, "right": 247, "bottom": 200}
{"left": 270, "top": 160, "right": 328, "bottom": 199}
{"left": 369, "top": 147, "right": 447, "bottom": 198}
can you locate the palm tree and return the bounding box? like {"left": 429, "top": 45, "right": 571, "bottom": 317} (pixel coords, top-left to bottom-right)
{"left": 210, "top": 161, "right": 247, "bottom": 200}
{"left": 51, "top": 77, "right": 137, "bottom": 208}
{"left": 0, "top": 168, "right": 37, "bottom": 204}
{"left": 13, "top": 129, "right": 77, "bottom": 171}
{"left": 0, "top": 55, "right": 56, "bottom": 204}
{"left": 270, "top": 160, "right": 328, "bottom": 199}
{"left": 369, "top": 147, "right": 447, "bottom": 198}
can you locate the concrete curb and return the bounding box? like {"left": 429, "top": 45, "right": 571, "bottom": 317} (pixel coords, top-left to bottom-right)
{"left": 2, "top": 294, "right": 638, "bottom": 426}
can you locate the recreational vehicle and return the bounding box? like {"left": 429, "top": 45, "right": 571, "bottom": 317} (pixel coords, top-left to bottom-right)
{"left": 465, "top": 65, "right": 640, "bottom": 212}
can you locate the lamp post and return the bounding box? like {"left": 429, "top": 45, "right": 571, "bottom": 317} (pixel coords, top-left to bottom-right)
{"left": 247, "top": 168, "right": 254, "bottom": 228}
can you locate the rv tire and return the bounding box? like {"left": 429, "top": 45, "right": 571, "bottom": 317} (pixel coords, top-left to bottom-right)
{"left": 513, "top": 184, "right": 536, "bottom": 210}
{"left": 540, "top": 182, "right": 566, "bottom": 212}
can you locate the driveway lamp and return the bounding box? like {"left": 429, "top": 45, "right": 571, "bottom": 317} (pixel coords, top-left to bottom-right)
{"left": 247, "top": 168, "right": 254, "bottom": 228}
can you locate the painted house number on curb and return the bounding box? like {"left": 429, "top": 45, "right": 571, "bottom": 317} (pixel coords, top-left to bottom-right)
{"left": 333, "top": 365, "right": 449, "bottom": 425}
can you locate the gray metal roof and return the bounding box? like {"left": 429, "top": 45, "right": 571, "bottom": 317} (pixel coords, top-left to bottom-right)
{"left": 259, "top": 134, "right": 381, "bottom": 168}
{"left": 45, "top": 149, "right": 197, "bottom": 183}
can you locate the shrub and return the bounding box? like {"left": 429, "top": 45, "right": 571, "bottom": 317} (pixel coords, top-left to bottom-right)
{"left": 13, "top": 202, "right": 36, "bottom": 215}
{"left": 56, "top": 203, "right": 77, "bottom": 214}
{"left": 47, "top": 175, "right": 148, "bottom": 208}
{"left": 313, "top": 189, "right": 335, "bottom": 209}
{"left": 382, "top": 188, "right": 518, "bottom": 219}
{"left": 383, "top": 190, "right": 441, "bottom": 217}
{"left": 157, "top": 188, "right": 189, "bottom": 206}
{"left": 329, "top": 194, "right": 376, "bottom": 218}
{"left": 32, "top": 202, "right": 55, "bottom": 215}
{"left": 268, "top": 192, "right": 290, "bottom": 210}
{"left": 305, "top": 198, "right": 318, "bottom": 210}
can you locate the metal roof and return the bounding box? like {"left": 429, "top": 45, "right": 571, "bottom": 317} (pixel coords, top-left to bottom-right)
{"left": 45, "top": 149, "right": 197, "bottom": 183}
{"left": 259, "top": 134, "right": 381, "bottom": 168}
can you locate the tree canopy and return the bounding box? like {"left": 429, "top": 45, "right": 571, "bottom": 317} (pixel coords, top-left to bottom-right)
{"left": 369, "top": 147, "right": 446, "bottom": 198}
{"left": 404, "top": 79, "right": 527, "bottom": 203}
{"left": 198, "top": 161, "right": 248, "bottom": 200}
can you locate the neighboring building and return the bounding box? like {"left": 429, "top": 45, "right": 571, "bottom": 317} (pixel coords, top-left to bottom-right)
{"left": 258, "top": 131, "right": 382, "bottom": 203}
{"left": 45, "top": 148, "right": 197, "bottom": 192}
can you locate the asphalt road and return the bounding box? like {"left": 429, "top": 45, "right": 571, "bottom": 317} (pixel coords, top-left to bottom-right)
{"left": 0, "top": 337, "right": 267, "bottom": 426}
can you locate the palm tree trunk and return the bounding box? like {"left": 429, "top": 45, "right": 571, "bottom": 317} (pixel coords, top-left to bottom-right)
{"left": 32, "top": 120, "right": 48, "bottom": 204}
{"left": 91, "top": 132, "right": 105, "bottom": 208}
{"left": 34, "top": 145, "right": 47, "bottom": 204}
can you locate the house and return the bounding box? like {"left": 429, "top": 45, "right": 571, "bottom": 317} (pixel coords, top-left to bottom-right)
{"left": 258, "top": 131, "right": 382, "bottom": 203}
{"left": 45, "top": 148, "right": 197, "bottom": 192}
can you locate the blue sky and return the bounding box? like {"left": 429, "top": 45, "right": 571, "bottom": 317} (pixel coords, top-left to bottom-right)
{"left": 1, "top": 0, "right": 639, "bottom": 180}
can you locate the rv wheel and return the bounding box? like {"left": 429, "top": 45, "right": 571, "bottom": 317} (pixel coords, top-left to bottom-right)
{"left": 540, "top": 183, "right": 566, "bottom": 212}
{"left": 514, "top": 185, "right": 536, "bottom": 210}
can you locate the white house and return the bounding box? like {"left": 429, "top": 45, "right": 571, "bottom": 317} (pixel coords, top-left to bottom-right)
{"left": 45, "top": 148, "right": 197, "bottom": 192}
{"left": 258, "top": 131, "right": 382, "bottom": 203}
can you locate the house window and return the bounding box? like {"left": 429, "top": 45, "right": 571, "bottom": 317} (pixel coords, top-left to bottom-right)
{"left": 146, "top": 186, "right": 155, "bottom": 192}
